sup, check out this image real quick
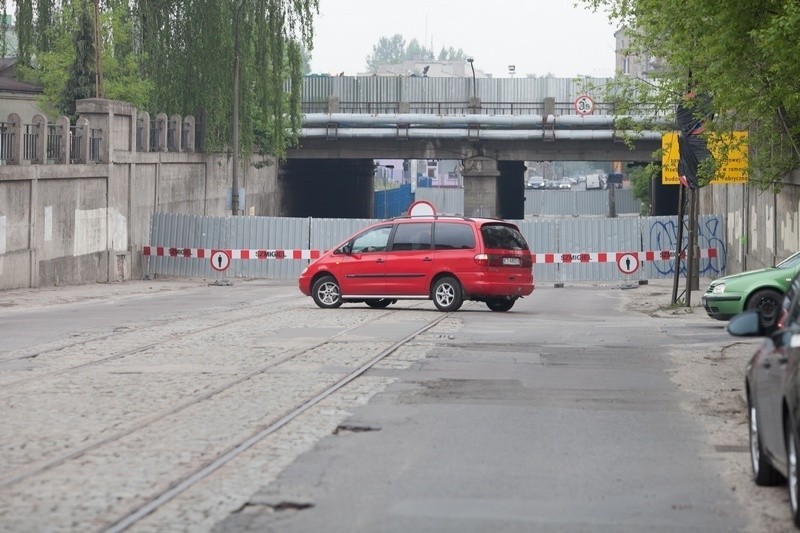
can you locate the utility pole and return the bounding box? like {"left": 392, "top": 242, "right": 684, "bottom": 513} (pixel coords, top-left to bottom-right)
{"left": 231, "top": 1, "right": 243, "bottom": 216}
{"left": 93, "top": 0, "right": 104, "bottom": 98}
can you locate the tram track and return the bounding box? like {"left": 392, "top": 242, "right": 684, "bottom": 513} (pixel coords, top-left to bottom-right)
{"left": 0, "top": 296, "right": 298, "bottom": 390}
{"left": 0, "top": 299, "right": 453, "bottom": 532}
{"left": 0, "top": 295, "right": 291, "bottom": 365}
{"left": 105, "top": 311, "right": 449, "bottom": 532}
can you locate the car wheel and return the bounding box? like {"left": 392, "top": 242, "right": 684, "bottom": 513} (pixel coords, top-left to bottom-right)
{"left": 746, "top": 289, "right": 783, "bottom": 328}
{"left": 432, "top": 276, "right": 463, "bottom": 312}
{"left": 365, "top": 298, "right": 392, "bottom": 309}
{"left": 748, "top": 400, "right": 782, "bottom": 485}
{"left": 311, "top": 276, "right": 342, "bottom": 309}
{"left": 788, "top": 419, "right": 800, "bottom": 527}
{"left": 486, "top": 298, "right": 516, "bottom": 312}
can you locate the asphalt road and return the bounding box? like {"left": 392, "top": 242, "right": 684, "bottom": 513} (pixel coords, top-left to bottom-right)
{"left": 212, "top": 282, "right": 749, "bottom": 532}
{"left": 0, "top": 278, "right": 776, "bottom": 531}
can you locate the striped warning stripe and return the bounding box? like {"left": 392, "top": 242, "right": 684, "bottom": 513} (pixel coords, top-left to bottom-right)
{"left": 142, "top": 246, "right": 322, "bottom": 260}
{"left": 531, "top": 248, "right": 718, "bottom": 264}
{"left": 142, "top": 246, "right": 717, "bottom": 264}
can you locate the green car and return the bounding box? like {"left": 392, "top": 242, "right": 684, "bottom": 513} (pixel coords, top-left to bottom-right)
{"left": 702, "top": 251, "right": 800, "bottom": 325}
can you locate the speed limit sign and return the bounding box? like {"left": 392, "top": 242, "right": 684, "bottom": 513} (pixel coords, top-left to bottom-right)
{"left": 574, "top": 95, "right": 595, "bottom": 115}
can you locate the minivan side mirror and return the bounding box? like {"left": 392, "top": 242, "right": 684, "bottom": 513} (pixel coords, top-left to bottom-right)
{"left": 341, "top": 244, "right": 352, "bottom": 255}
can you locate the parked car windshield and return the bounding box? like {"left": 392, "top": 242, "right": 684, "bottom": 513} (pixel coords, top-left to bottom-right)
{"left": 777, "top": 251, "right": 800, "bottom": 269}
{"left": 480, "top": 224, "right": 529, "bottom": 250}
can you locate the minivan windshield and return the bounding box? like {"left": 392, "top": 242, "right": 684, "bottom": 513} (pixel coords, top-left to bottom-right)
{"left": 480, "top": 224, "right": 529, "bottom": 250}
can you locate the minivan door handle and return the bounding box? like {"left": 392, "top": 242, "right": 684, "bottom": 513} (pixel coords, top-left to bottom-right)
{"left": 375, "top": 258, "right": 385, "bottom": 264}
{"left": 422, "top": 257, "right": 432, "bottom": 262}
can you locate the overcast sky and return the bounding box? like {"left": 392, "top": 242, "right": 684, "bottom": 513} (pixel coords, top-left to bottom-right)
{"left": 309, "top": 0, "right": 620, "bottom": 78}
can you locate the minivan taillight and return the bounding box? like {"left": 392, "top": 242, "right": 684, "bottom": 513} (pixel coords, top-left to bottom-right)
{"left": 474, "top": 253, "right": 489, "bottom": 266}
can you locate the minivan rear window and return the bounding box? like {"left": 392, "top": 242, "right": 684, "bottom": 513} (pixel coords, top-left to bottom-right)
{"left": 434, "top": 222, "right": 476, "bottom": 250}
{"left": 480, "top": 224, "right": 529, "bottom": 250}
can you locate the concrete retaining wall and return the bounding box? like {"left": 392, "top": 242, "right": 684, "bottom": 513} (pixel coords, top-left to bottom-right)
{"left": 0, "top": 99, "right": 279, "bottom": 290}
{"left": 701, "top": 171, "right": 800, "bottom": 273}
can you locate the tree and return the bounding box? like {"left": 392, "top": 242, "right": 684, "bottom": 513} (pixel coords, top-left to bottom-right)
{"left": 365, "top": 34, "right": 470, "bottom": 72}
{"left": 365, "top": 34, "right": 406, "bottom": 71}
{"left": 12, "top": 0, "right": 318, "bottom": 160}
{"left": 582, "top": 0, "right": 800, "bottom": 190}
{"left": 437, "top": 46, "right": 466, "bottom": 62}
{"left": 24, "top": 0, "right": 150, "bottom": 119}
{"left": 405, "top": 38, "right": 433, "bottom": 61}
{"left": 59, "top": 2, "right": 96, "bottom": 119}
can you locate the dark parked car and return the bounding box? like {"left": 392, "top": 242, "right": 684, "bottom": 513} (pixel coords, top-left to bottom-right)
{"left": 729, "top": 272, "right": 800, "bottom": 527}
{"left": 298, "top": 215, "right": 534, "bottom": 312}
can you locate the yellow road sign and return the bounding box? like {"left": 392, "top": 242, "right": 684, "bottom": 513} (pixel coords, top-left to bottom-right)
{"left": 661, "top": 131, "right": 748, "bottom": 185}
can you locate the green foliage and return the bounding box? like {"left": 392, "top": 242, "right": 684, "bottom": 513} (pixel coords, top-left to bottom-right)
{"left": 406, "top": 39, "right": 433, "bottom": 61}
{"left": 366, "top": 34, "right": 406, "bottom": 71}
{"left": 437, "top": 46, "right": 466, "bottom": 61}
{"left": 12, "top": 0, "right": 317, "bottom": 159}
{"left": 366, "top": 33, "right": 469, "bottom": 72}
{"left": 60, "top": 2, "right": 96, "bottom": 118}
{"left": 627, "top": 161, "right": 659, "bottom": 214}
{"left": 582, "top": 0, "right": 800, "bottom": 190}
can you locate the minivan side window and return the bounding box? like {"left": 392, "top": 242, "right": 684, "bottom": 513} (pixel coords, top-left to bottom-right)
{"left": 391, "top": 222, "right": 432, "bottom": 251}
{"left": 350, "top": 225, "right": 392, "bottom": 253}
{"left": 434, "top": 222, "right": 476, "bottom": 250}
{"left": 481, "top": 224, "right": 529, "bottom": 250}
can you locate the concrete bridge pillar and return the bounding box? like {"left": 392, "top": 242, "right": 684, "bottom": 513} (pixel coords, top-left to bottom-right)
{"left": 463, "top": 155, "right": 499, "bottom": 217}
{"left": 498, "top": 160, "right": 526, "bottom": 219}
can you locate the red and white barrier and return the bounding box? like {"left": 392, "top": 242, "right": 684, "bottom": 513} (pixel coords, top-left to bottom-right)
{"left": 142, "top": 246, "right": 321, "bottom": 260}
{"left": 531, "top": 248, "right": 717, "bottom": 264}
{"left": 143, "top": 246, "right": 716, "bottom": 264}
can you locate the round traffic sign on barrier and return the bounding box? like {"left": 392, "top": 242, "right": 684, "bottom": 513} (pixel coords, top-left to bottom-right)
{"left": 617, "top": 253, "right": 639, "bottom": 274}
{"left": 210, "top": 250, "right": 231, "bottom": 272}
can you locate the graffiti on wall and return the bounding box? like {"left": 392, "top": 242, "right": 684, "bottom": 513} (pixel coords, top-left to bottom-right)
{"left": 649, "top": 215, "right": 727, "bottom": 276}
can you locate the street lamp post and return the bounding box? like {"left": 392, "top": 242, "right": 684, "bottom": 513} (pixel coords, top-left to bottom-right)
{"left": 466, "top": 58, "right": 476, "bottom": 100}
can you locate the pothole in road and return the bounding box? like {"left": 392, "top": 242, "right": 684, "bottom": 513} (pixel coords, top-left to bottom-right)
{"left": 333, "top": 423, "right": 381, "bottom": 435}
{"left": 234, "top": 500, "right": 314, "bottom": 514}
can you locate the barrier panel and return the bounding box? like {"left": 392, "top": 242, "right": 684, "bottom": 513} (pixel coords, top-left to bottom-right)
{"left": 145, "top": 212, "right": 726, "bottom": 284}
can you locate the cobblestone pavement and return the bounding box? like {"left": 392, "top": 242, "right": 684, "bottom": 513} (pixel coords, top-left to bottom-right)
{"left": 0, "top": 278, "right": 457, "bottom": 531}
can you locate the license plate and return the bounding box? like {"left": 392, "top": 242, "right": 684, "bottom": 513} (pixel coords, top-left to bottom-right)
{"left": 502, "top": 257, "right": 521, "bottom": 266}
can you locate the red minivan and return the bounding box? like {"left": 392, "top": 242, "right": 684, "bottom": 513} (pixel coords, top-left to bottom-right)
{"left": 298, "top": 215, "right": 534, "bottom": 312}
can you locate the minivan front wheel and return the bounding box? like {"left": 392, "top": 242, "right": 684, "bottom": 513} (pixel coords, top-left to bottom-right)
{"left": 432, "top": 276, "right": 463, "bottom": 312}
{"left": 312, "top": 275, "right": 343, "bottom": 309}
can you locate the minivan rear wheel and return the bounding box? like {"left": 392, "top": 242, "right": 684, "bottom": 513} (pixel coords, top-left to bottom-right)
{"left": 486, "top": 298, "right": 515, "bottom": 312}
{"left": 432, "top": 276, "right": 463, "bottom": 312}
{"left": 312, "top": 275, "right": 343, "bottom": 309}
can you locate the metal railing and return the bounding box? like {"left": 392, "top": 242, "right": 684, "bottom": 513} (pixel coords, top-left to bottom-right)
{"left": 0, "top": 122, "right": 11, "bottom": 164}
{"left": 47, "top": 124, "right": 60, "bottom": 162}
{"left": 69, "top": 126, "right": 80, "bottom": 163}
{"left": 149, "top": 124, "right": 157, "bottom": 151}
{"left": 89, "top": 128, "right": 101, "bottom": 162}
{"left": 303, "top": 100, "right": 666, "bottom": 118}
{"left": 22, "top": 123, "right": 36, "bottom": 161}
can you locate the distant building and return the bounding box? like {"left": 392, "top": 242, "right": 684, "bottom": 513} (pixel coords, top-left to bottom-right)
{"left": 0, "top": 58, "right": 45, "bottom": 123}
{"left": 0, "top": 16, "right": 47, "bottom": 124}
{"left": 614, "top": 27, "right": 661, "bottom": 79}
